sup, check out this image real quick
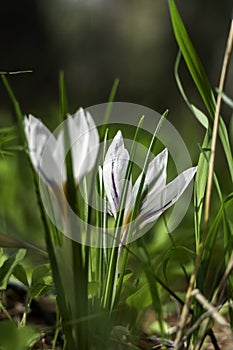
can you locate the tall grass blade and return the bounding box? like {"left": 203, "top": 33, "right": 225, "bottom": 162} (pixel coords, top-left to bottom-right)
{"left": 170, "top": 0, "right": 233, "bottom": 183}
{"left": 169, "top": 0, "right": 215, "bottom": 117}
{"left": 59, "top": 72, "right": 89, "bottom": 349}
{"left": 1, "top": 75, "right": 75, "bottom": 349}
{"left": 137, "top": 239, "right": 166, "bottom": 340}
{"left": 102, "top": 116, "right": 144, "bottom": 311}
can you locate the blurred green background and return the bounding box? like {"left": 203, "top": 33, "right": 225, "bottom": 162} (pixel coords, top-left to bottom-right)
{"left": 1, "top": 0, "right": 232, "bottom": 116}
{"left": 0, "top": 0, "right": 232, "bottom": 279}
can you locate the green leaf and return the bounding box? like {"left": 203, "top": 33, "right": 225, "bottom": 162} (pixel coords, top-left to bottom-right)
{"left": 102, "top": 116, "right": 145, "bottom": 311}
{"left": 0, "top": 249, "right": 26, "bottom": 290}
{"left": 203, "top": 193, "right": 233, "bottom": 264}
{"left": 170, "top": 0, "right": 233, "bottom": 182}
{"left": 0, "top": 248, "right": 6, "bottom": 266}
{"left": 59, "top": 70, "right": 68, "bottom": 121}
{"left": 0, "top": 232, "right": 47, "bottom": 256}
{"left": 88, "top": 281, "right": 101, "bottom": 297}
{"left": 174, "top": 52, "right": 209, "bottom": 131}
{"left": 0, "top": 126, "right": 17, "bottom": 157}
{"left": 30, "top": 264, "right": 51, "bottom": 298}
{"left": 122, "top": 270, "right": 133, "bottom": 282}
{"left": 169, "top": 0, "right": 215, "bottom": 117}
{"left": 162, "top": 246, "right": 195, "bottom": 283}
{"left": 2, "top": 75, "right": 76, "bottom": 349}
{"left": 200, "top": 193, "right": 233, "bottom": 297}
{"left": 219, "top": 117, "right": 233, "bottom": 181}
{"left": 194, "top": 132, "right": 211, "bottom": 245}
{"left": 1, "top": 76, "right": 25, "bottom": 143}
{"left": 13, "top": 264, "right": 29, "bottom": 287}
{"left": 0, "top": 321, "right": 39, "bottom": 350}
{"left": 174, "top": 45, "right": 233, "bottom": 245}
{"left": 191, "top": 105, "right": 209, "bottom": 129}
{"left": 126, "top": 283, "right": 151, "bottom": 310}
{"left": 230, "top": 116, "right": 233, "bottom": 148}
{"left": 137, "top": 239, "right": 165, "bottom": 338}
{"left": 17, "top": 326, "right": 40, "bottom": 349}
{"left": 100, "top": 78, "right": 120, "bottom": 139}
{"left": 218, "top": 90, "right": 233, "bottom": 109}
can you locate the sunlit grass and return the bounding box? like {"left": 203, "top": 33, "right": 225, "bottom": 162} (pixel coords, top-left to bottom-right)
{"left": 0, "top": 1, "right": 232, "bottom": 349}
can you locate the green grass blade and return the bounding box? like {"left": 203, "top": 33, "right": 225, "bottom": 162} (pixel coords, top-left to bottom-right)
{"left": 169, "top": 0, "right": 215, "bottom": 117}
{"left": 170, "top": 1, "right": 233, "bottom": 183}
{"left": 102, "top": 116, "right": 144, "bottom": 311}
{"left": 174, "top": 51, "right": 209, "bottom": 130}
{"left": 137, "top": 239, "right": 165, "bottom": 340}
{"left": 201, "top": 193, "right": 233, "bottom": 297}
{"left": 0, "top": 249, "right": 26, "bottom": 289}
{"left": 219, "top": 90, "right": 233, "bottom": 109}
{"left": 114, "top": 111, "right": 168, "bottom": 309}
{"left": 34, "top": 174, "right": 76, "bottom": 350}
{"left": 59, "top": 71, "right": 68, "bottom": 120}
{"left": 1, "top": 76, "right": 25, "bottom": 142}
{"left": 99, "top": 78, "right": 120, "bottom": 140}
{"left": 1, "top": 74, "right": 76, "bottom": 349}
{"left": 173, "top": 29, "right": 233, "bottom": 247}
{"left": 203, "top": 192, "right": 233, "bottom": 262}
{"left": 59, "top": 72, "right": 89, "bottom": 349}
{"left": 218, "top": 117, "right": 233, "bottom": 181}
{"left": 193, "top": 134, "right": 211, "bottom": 247}
{"left": 103, "top": 78, "right": 120, "bottom": 126}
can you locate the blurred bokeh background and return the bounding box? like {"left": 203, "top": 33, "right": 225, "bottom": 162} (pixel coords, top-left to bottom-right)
{"left": 1, "top": 0, "right": 232, "bottom": 117}
{"left": 0, "top": 0, "right": 232, "bottom": 265}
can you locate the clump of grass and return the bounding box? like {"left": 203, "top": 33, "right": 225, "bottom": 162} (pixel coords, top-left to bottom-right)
{"left": 0, "top": 2, "right": 232, "bottom": 350}
{"left": 169, "top": 0, "right": 233, "bottom": 348}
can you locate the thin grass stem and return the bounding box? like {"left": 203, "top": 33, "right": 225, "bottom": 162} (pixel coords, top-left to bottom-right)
{"left": 204, "top": 19, "right": 233, "bottom": 226}
{"left": 101, "top": 116, "right": 144, "bottom": 311}
{"left": 174, "top": 18, "right": 233, "bottom": 349}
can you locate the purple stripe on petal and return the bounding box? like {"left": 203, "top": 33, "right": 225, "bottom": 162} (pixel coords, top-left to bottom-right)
{"left": 111, "top": 160, "right": 119, "bottom": 209}
{"left": 141, "top": 198, "right": 175, "bottom": 222}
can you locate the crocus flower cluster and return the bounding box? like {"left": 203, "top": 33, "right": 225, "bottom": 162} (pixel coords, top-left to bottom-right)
{"left": 102, "top": 131, "right": 196, "bottom": 238}
{"left": 24, "top": 109, "right": 196, "bottom": 236}
{"left": 24, "top": 108, "right": 99, "bottom": 189}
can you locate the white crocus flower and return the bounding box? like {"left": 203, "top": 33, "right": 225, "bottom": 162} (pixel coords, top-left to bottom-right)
{"left": 24, "top": 107, "right": 99, "bottom": 189}
{"left": 103, "top": 131, "right": 197, "bottom": 235}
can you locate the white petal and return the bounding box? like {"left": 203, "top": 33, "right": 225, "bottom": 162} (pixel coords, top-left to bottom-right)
{"left": 24, "top": 115, "right": 62, "bottom": 186}
{"left": 24, "top": 115, "right": 52, "bottom": 168}
{"left": 133, "top": 148, "right": 168, "bottom": 201}
{"left": 84, "top": 110, "right": 99, "bottom": 174}
{"left": 52, "top": 130, "right": 66, "bottom": 182}
{"left": 103, "top": 131, "right": 131, "bottom": 218}
{"left": 98, "top": 166, "right": 103, "bottom": 194}
{"left": 139, "top": 166, "right": 197, "bottom": 227}
{"left": 69, "top": 109, "right": 91, "bottom": 183}
{"left": 98, "top": 166, "right": 113, "bottom": 216}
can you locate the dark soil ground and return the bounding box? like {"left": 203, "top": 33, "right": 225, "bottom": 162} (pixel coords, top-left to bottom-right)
{"left": 1, "top": 283, "right": 233, "bottom": 349}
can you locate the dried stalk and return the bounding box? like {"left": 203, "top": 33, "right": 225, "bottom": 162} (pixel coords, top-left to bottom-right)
{"left": 174, "top": 18, "right": 233, "bottom": 349}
